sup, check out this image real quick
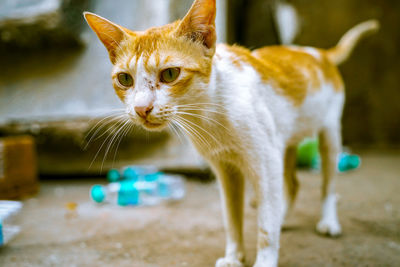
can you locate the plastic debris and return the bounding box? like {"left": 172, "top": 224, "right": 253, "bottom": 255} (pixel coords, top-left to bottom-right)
{"left": 92, "top": 171, "right": 185, "bottom": 206}
{"left": 0, "top": 201, "right": 22, "bottom": 246}
{"left": 296, "top": 138, "right": 361, "bottom": 172}
{"left": 107, "top": 165, "right": 159, "bottom": 182}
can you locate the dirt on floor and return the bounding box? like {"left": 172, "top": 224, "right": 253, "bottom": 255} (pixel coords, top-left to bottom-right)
{"left": 0, "top": 151, "right": 399, "bottom": 267}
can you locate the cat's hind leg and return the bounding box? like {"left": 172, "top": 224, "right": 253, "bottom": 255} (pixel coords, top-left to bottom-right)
{"left": 282, "top": 146, "right": 299, "bottom": 221}
{"left": 316, "top": 126, "right": 342, "bottom": 236}
{"left": 212, "top": 161, "right": 246, "bottom": 267}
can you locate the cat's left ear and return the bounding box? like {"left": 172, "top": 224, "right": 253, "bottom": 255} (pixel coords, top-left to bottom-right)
{"left": 177, "top": 0, "right": 217, "bottom": 53}
{"left": 84, "top": 12, "right": 132, "bottom": 64}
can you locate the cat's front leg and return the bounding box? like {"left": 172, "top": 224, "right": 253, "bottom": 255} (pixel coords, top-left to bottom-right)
{"left": 211, "top": 161, "right": 246, "bottom": 267}
{"left": 253, "top": 148, "right": 284, "bottom": 267}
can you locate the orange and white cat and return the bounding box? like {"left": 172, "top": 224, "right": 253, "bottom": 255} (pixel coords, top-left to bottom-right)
{"left": 84, "top": 0, "right": 378, "bottom": 266}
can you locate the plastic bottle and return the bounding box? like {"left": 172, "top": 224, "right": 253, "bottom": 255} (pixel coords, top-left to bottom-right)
{"left": 296, "top": 138, "right": 361, "bottom": 172}
{"left": 91, "top": 174, "right": 185, "bottom": 206}
{"left": 107, "top": 165, "right": 159, "bottom": 182}
{"left": 338, "top": 152, "right": 361, "bottom": 172}
{"left": 0, "top": 201, "right": 22, "bottom": 246}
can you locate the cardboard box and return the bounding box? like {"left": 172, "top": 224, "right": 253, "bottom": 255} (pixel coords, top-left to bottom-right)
{"left": 0, "top": 136, "right": 38, "bottom": 199}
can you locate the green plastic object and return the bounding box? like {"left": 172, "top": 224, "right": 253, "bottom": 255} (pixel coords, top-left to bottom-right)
{"left": 90, "top": 185, "right": 105, "bottom": 203}
{"left": 296, "top": 138, "right": 319, "bottom": 167}
{"left": 296, "top": 138, "right": 361, "bottom": 172}
{"left": 107, "top": 169, "right": 121, "bottom": 182}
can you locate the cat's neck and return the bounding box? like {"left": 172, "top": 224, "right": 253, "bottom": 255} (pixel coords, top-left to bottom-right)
{"left": 177, "top": 48, "right": 251, "bottom": 156}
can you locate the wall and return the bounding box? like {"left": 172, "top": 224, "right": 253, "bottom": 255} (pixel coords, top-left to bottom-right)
{"left": 228, "top": 0, "right": 400, "bottom": 147}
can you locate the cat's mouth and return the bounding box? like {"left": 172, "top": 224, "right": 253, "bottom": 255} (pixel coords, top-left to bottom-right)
{"left": 140, "top": 119, "right": 167, "bottom": 131}
{"left": 128, "top": 113, "right": 168, "bottom": 131}
{"left": 144, "top": 120, "right": 163, "bottom": 128}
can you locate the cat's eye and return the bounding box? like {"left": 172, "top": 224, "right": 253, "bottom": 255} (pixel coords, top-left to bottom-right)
{"left": 117, "top": 72, "right": 134, "bottom": 88}
{"left": 160, "top": 68, "right": 180, "bottom": 83}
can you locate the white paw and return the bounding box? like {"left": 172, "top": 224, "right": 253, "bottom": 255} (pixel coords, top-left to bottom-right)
{"left": 316, "top": 219, "right": 342, "bottom": 236}
{"left": 216, "top": 257, "right": 244, "bottom": 267}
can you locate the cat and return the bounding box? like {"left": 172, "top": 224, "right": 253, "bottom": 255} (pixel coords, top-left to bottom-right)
{"left": 84, "top": 0, "right": 378, "bottom": 266}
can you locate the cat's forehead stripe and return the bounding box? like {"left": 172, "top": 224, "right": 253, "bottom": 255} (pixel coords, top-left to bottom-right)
{"left": 127, "top": 22, "right": 179, "bottom": 59}
{"left": 128, "top": 55, "right": 137, "bottom": 70}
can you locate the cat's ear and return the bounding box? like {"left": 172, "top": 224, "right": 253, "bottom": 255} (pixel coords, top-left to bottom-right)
{"left": 177, "top": 0, "right": 217, "bottom": 51}
{"left": 84, "top": 12, "right": 131, "bottom": 64}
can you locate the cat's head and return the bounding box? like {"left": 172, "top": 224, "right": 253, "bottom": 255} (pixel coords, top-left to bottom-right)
{"left": 84, "top": 0, "right": 216, "bottom": 131}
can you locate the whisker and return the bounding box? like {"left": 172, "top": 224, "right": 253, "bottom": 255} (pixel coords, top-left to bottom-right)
{"left": 175, "top": 102, "right": 226, "bottom": 108}
{"left": 112, "top": 122, "right": 134, "bottom": 167}
{"left": 101, "top": 119, "right": 131, "bottom": 172}
{"left": 88, "top": 118, "right": 128, "bottom": 170}
{"left": 177, "top": 107, "right": 227, "bottom": 117}
{"left": 168, "top": 122, "right": 185, "bottom": 145}
{"left": 172, "top": 119, "right": 206, "bottom": 150}
{"left": 176, "top": 115, "right": 220, "bottom": 145}
{"left": 84, "top": 115, "right": 127, "bottom": 150}
{"left": 174, "top": 111, "right": 231, "bottom": 132}
{"left": 83, "top": 113, "right": 126, "bottom": 143}
{"left": 174, "top": 117, "right": 212, "bottom": 150}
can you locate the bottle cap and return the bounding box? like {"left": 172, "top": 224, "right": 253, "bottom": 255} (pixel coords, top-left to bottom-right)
{"left": 107, "top": 169, "right": 121, "bottom": 182}
{"left": 348, "top": 155, "right": 361, "bottom": 169}
{"left": 90, "top": 185, "right": 105, "bottom": 203}
{"left": 338, "top": 154, "right": 361, "bottom": 172}
{"left": 123, "top": 167, "right": 138, "bottom": 180}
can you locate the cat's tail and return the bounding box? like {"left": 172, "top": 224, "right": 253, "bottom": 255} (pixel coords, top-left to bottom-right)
{"left": 326, "top": 20, "right": 379, "bottom": 65}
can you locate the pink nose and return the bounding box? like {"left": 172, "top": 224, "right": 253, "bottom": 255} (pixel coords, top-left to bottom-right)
{"left": 135, "top": 105, "right": 153, "bottom": 119}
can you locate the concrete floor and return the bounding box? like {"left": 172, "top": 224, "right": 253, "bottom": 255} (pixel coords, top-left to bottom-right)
{"left": 1, "top": 151, "right": 399, "bottom": 267}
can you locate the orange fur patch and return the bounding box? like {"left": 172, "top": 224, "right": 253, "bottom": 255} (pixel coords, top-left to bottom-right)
{"left": 221, "top": 44, "right": 343, "bottom": 106}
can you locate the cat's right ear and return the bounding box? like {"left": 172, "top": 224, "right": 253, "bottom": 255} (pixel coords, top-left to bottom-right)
{"left": 83, "top": 12, "right": 130, "bottom": 64}
{"left": 176, "top": 0, "right": 217, "bottom": 55}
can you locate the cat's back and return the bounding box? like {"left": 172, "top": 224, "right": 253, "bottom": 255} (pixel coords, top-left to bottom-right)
{"left": 215, "top": 43, "right": 345, "bottom": 144}
{"left": 215, "top": 43, "right": 344, "bottom": 107}
{"left": 254, "top": 45, "right": 344, "bottom": 104}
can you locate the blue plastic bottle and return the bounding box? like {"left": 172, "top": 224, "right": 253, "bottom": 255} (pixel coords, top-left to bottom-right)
{"left": 338, "top": 153, "right": 361, "bottom": 172}
{"left": 107, "top": 165, "right": 159, "bottom": 182}
{"left": 91, "top": 174, "right": 185, "bottom": 206}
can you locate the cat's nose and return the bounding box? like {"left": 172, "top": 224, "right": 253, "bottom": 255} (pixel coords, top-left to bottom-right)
{"left": 135, "top": 105, "right": 153, "bottom": 119}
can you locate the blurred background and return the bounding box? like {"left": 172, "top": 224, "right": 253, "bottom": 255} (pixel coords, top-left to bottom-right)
{"left": 0, "top": 1, "right": 399, "bottom": 266}
{"left": 0, "top": 0, "right": 398, "bottom": 178}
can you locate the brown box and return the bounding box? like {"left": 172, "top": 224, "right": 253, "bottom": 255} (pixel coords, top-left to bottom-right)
{"left": 0, "top": 135, "right": 38, "bottom": 199}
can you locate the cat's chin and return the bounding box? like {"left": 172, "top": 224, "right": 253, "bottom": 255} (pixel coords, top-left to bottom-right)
{"left": 141, "top": 121, "right": 167, "bottom": 131}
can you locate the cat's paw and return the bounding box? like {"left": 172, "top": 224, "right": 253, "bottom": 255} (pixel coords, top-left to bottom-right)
{"left": 215, "top": 257, "right": 244, "bottom": 267}
{"left": 316, "top": 218, "right": 342, "bottom": 237}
